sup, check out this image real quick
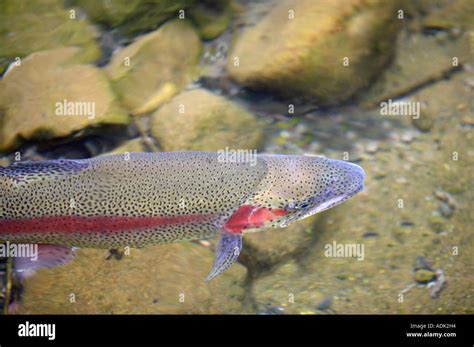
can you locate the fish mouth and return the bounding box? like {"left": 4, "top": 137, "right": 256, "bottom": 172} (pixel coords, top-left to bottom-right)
{"left": 298, "top": 194, "right": 350, "bottom": 220}
{"left": 281, "top": 194, "right": 348, "bottom": 225}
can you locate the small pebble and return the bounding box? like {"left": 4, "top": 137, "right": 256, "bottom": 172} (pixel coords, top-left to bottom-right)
{"left": 307, "top": 141, "right": 321, "bottom": 153}
{"left": 294, "top": 123, "right": 307, "bottom": 135}
{"left": 439, "top": 202, "right": 454, "bottom": 218}
{"left": 389, "top": 131, "right": 400, "bottom": 141}
{"left": 346, "top": 131, "right": 356, "bottom": 140}
{"left": 434, "top": 189, "right": 458, "bottom": 209}
{"left": 257, "top": 305, "right": 285, "bottom": 315}
{"left": 465, "top": 77, "right": 474, "bottom": 89}
{"left": 106, "top": 249, "right": 124, "bottom": 261}
{"left": 415, "top": 269, "right": 436, "bottom": 283}
{"left": 316, "top": 297, "right": 332, "bottom": 310}
{"left": 395, "top": 176, "right": 408, "bottom": 184}
{"left": 198, "top": 240, "right": 211, "bottom": 248}
{"left": 400, "top": 130, "right": 416, "bottom": 143}
{"left": 461, "top": 116, "right": 474, "bottom": 126}
{"left": 365, "top": 141, "right": 379, "bottom": 154}
{"left": 412, "top": 115, "right": 434, "bottom": 132}
{"left": 414, "top": 256, "right": 433, "bottom": 271}
{"left": 363, "top": 231, "right": 379, "bottom": 238}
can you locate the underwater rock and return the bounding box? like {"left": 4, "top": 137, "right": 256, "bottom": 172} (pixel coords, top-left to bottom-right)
{"left": 189, "top": 0, "right": 232, "bottom": 40}
{"left": 412, "top": 108, "right": 435, "bottom": 132}
{"left": 105, "top": 20, "right": 202, "bottom": 115}
{"left": 415, "top": 269, "right": 436, "bottom": 283}
{"left": 422, "top": 0, "right": 474, "bottom": 31}
{"left": 315, "top": 296, "right": 333, "bottom": 311}
{"left": 105, "top": 137, "right": 151, "bottom": 155}
{"left": 361, "top": 31, "right": 470, "bottom": 108}
{"left": 226, "top": 0, "right": 402, "bottom": 104}
{"left": 0, "top": 47, "right": 129, "bottom": 153}
{"left": 0, "top": 0, "right": 101, "bottom": 72}
{"left": 72, "top": 0, "right": 140, "bottom": 28}
{"left": 240, "top": 215, "right": 317, "bottom": 275}
{"left": 150, "top": 89, "right": 264, "bottom": 151}
{"left": 17, "top": 242, "right": 247, "bottom": 314}
{"left": 73, "top": 0, "right": 195, "bottom": 36}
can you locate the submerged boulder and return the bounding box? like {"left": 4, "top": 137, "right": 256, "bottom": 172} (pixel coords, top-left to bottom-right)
{"left": 422, "top": 0, "right": 474, "bottom": 31}
{"left": 226, "top": 0, "right": 402, "bottom": 104}
{"left": 150, "top": 89, "right": 264, "bottom": 151}
{"left": 189, "top": 0, "right": 232, "bottom": 40}
{"left": 73, "top": 0, "right": 195, "bottom": 36}
{"left": 0, "top": 47, "right": 129, "bottom": 153}
{"left": 0, "top": 0, "right": 101, "bottom": 72}
{"left": 105, "top": 20, "right": 202, "bottom": 115}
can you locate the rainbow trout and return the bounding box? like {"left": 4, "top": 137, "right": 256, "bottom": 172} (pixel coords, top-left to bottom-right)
{"left": 0, "top": 152, "right": 364, "bottom": 280}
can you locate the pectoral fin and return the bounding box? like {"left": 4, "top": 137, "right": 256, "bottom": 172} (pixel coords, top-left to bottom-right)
{"left": 205, "top": 232, "right": 242, "bottom": 282}
{"left": 14, "top": 244, "right": 76, "bottom": 279}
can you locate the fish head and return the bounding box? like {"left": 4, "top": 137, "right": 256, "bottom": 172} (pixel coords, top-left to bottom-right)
{"left": 251, "top": 155, "right": 365, "bottom": 228}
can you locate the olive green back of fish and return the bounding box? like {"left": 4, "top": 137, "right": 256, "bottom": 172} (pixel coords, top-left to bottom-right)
{"left": 0, "top": 152, "right": 268, "bottom": 247}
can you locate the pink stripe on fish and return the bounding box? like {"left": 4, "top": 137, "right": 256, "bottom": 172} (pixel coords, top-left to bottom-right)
{"left": 0, "top": 214, "right": 214, "bottom": 234}
{"left": 224, "top": 205, "right": 287, "bottom": 233}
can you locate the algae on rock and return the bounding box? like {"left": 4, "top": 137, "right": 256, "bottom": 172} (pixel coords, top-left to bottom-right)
{"left": 422, "top": 0, "right": 474, "bottom": 31}
{"left": 105, "top": 20, "right": 202, "bottom": 116}
{"left": 150, "top": 89, "right": 264, "bottom": 151}
{"left": 0, "top": 47, "right": 129, "bottom": 153}
{"left": 0, "top": 0, "right": 101, "bottom": 72}
{"left": 189, "top": 0, "right": 232, "bottom": 40}
{"left": 73, "top": 0, "right": 195, "bottom": 36}
{"left": 226, "top": 0, "right": 402, "bottom": 104}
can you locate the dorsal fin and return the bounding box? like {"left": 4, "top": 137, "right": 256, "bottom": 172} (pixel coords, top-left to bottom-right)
{"left": 0, "top": 159, "right": 89, "bottom": 183}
